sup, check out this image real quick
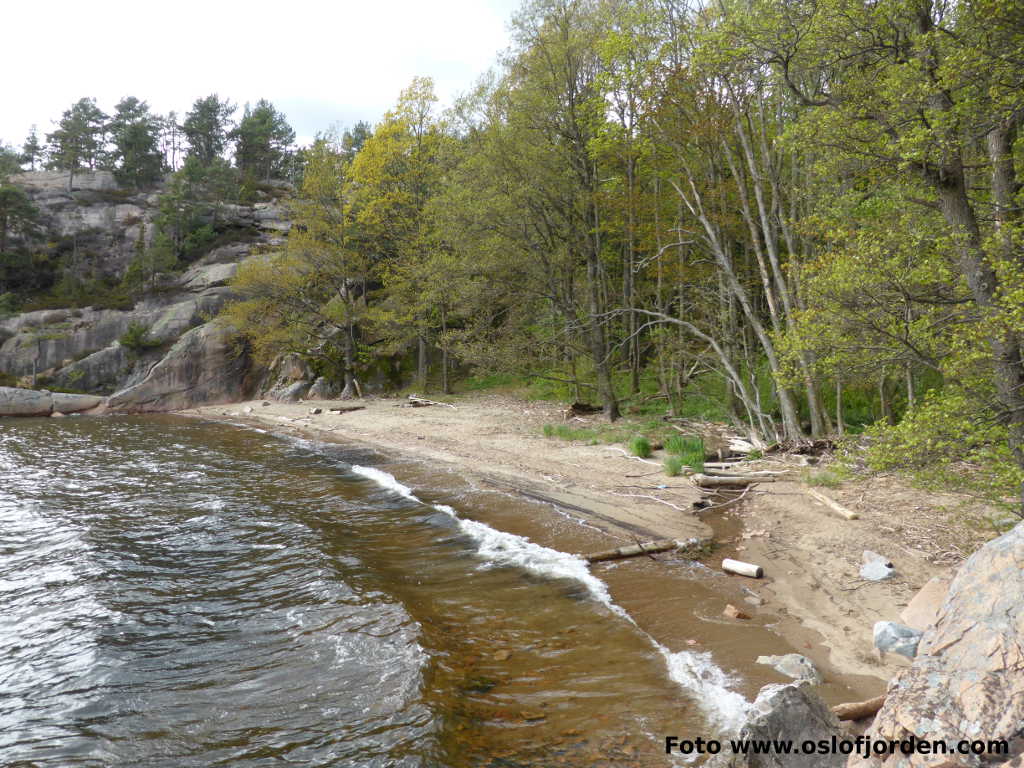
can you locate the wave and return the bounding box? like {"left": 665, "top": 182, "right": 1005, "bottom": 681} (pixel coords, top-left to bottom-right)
{"left": 349, "top": 464, "right": 749, "bottom": 732}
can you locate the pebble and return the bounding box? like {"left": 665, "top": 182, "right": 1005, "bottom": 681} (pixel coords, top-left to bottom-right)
{"left": 724, "top": 604, "right": 751, "bottom": 620}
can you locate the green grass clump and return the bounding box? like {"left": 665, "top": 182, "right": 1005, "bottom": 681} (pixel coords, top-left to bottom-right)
{"left": 802, "top": 467, "right": 848, "bottom": 488}
{"left": 666, "top": 434, "right": 705, "bottom": 472}
{"left": 628, "top": 435, "right": 652, "bottom": 458}
{"left": 663, "top": 456, "right": 685, "bottom": 477}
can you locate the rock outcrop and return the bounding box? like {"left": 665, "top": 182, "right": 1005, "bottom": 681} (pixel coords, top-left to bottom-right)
{"left": 107, "top": 323, "right": 250, "bottom": 412}
{"left": 0, "top": 170, "right": 292, "bottom": 409}
{"left": 0, "top": 386, "right": 103, "bottom": 416}
{"left": 848, "top": 523, "right": 1024, "bottom": 767}
{"left": 707, "top": 682, "right": 845, "bottom": 768}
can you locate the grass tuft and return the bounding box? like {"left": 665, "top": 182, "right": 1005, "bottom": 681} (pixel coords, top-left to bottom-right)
{"left": 802, "top": 467, "right": 848, "bottom": 488}
{"left": 663, "top": 456, "right": 685, "bottom": 477}
{"left": 628, "top": 435, "right": 652, "bottom": 458}
{"left": 667, "top": 434, "right": 705, "bottom": 472}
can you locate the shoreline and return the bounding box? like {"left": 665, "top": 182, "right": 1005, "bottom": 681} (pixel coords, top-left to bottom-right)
{"left": 184, "top": 392, "right": 971, "bottom": 703}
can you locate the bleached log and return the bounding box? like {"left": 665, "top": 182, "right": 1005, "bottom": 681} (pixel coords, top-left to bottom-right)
{"left": 586, "top": 538, "right": 681, "bottom": 563}
{"left": 806, "top": 488, "right": 859, "bottom": 520}
{"left": 722, "top": 558, "right": 764, "bottom": 578}
{"left": 692, "top": 474, "right": 774, "bottom": 488}
{"left": 407, "top": 394, "right": 457, "bottom": 409}
{"left": 703, "top": 467, "right": 789, "bottom": 478}
{"left": 832, "top": 695, "right": 885, "bottom": 721}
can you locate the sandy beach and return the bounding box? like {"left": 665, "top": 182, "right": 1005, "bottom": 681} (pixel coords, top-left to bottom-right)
{"left": 187, "top": 391, "right": 989, "bottom": 699}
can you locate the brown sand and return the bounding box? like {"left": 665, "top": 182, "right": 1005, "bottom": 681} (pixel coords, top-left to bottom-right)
{"left": 186, "top": 391, "right": 988, "bottom": 698}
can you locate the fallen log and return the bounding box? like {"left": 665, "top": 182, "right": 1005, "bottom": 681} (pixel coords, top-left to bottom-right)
{"left": 703, "top": 467, "right": 789, "bottom": 478}
{"left": 406, "top": 394, "right": 457, "bottom": 409}
{"left": 722, "top": 558, "right": 764, "bottom": 578}
{"left": 806, "top": 488, "right": 859, "bottom": 520}
{"left": 328, "top": 405, "right": 366, "bottom": 414}
{"left": 832, "top": 695, "right": 885, "bottom": 721}
{"left": 692, "top": 474, "right": 775, "bottom": 488}
{"left": 585, "top": 538, "right": 680, "bottom": 563}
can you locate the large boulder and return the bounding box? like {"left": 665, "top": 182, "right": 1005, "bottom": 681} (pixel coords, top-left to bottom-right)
{"left": 107, "top": 323, "right": 249, "bottom": 412}
{"left": 0, "top": 387, "right": 103, "bottom": 416}
{"left": 707, "top": 682, "right": 845, "bottom": 768}
{"left": 848, "top": 523, "right": 1024, "bottom": 767}
{"left": 0, "top": 387, "right": 54, "bottom": 416}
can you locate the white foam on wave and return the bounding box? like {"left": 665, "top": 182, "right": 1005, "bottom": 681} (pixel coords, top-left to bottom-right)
{"left": 350, "top": 465, "right": 418, "bottom": 499}
{"left": 349, "top": 464, "right": 749, "bottom": 731}
{"left": 660, "top": 647, "right": 750, "bottom": 733}
{"left": 432, "top": 504, "right": 616, "bottom": 606}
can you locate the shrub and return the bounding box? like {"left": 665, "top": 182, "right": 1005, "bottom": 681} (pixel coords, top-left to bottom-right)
{"left": 628, "top": 435, "right": 652, "bottom": 458}
{"left": 664, "top": 456, "right": 685, "bottom": 477}
{"left": 119, "top": 322, "right": 162, "bottom": 354}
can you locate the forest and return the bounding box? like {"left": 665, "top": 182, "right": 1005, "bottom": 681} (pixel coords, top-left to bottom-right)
{"left": 3, "top": 0, "right": 1024, "bottom": 513}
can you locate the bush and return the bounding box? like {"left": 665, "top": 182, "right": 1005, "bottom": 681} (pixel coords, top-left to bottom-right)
{"left": 119, "top": 322, "right": 162, "bottom": 354}
{"left": 664, "top": 456, "right": 685, "bottom": 476}
{"left": 628, "top": 435, "right": 652, "bottom": 458}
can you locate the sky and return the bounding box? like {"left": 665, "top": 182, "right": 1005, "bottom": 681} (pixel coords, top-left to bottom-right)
{"left": 3, "top": 0, "right": 521, "bottom": 150}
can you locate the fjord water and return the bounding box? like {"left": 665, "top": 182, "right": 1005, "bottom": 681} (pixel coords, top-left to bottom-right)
{"left": 0, "top": 415, "right": 732, "bottom": 767}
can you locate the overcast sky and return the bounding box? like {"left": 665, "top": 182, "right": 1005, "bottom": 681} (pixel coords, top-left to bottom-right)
{"left": 3, "top": 0, "right": 521, "bottom": 150}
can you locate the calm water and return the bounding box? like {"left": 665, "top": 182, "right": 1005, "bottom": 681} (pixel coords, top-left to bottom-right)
{"left": 0, "top": 415, "right": 747, "bottom": 767}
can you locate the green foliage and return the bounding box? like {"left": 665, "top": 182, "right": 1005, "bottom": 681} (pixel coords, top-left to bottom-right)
{"left": 231, "top": 99, "right": 295, "bottom": 181}
{"left": 119, "top": 322, "right": 162, "bottom": 354}
{"left": 0, "top": 291, "right": 19, "bottom": 317}
{"left": 865, "top": 388, "right": 1024, "bottom": 513}
{"left": 108, "top": 96, "right": 164, "bottom": 188}
{"left": 183, "top": 94, "right": 236, "bottom": 166}
{"left": 45, "top": 98, "right": 108, "bottom": 175}
{"left": 663, "top": 456, "right": 685, "bottom": 477}
{"left": 628, "top": 435, "right": 652, "bottom": 458}
{"left": 667, "top": 434, "right": 705, "bottom": 472}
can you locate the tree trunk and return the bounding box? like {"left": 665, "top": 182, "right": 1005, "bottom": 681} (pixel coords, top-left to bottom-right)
{"left": 417, "top": 333, "right": 428, "bottom": 392}
{"left": 440, "top": 306, "right": 449, "bottom": 395}
{"left": 835, "top": 378, "right": 844, "bottom": 436}
{"left": 586, "top": 247, "right": 619, "bottom": 421}
{"left": 879, "top": 375, "right": 894, "bottom": 426}
{"left": 340, "top": 321, "right": 356, "bottom": 399}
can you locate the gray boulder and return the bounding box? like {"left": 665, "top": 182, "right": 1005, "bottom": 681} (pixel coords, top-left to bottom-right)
{"left": 707, "top": 682, "right": 844, "bottom": 768}
{"left": 0, "top": 387, "right": 54, "bottom": 416}
{"left": 872, "top": 621, "right": 922, "bottom": 660}
{"left": 0, "top": 387, "right": 103, "bottom": 416}
{"left": 50, "top": 392, "right": 104, "bottom": 414}
{"left": 849, "top": 522, "right": 1024, "bottom": 767}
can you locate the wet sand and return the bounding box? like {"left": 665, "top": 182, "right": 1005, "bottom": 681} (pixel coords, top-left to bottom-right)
{"left": 186, "top": 392, "right": 965, "bottom": 704}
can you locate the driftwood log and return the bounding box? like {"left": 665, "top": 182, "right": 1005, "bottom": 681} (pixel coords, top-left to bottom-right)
{"left": 405, "top": 395, "right": 457, "bottom": 409}
{"left": 703, "top": 467, "right": 788, "bottom": 478}
{"left": 832, "top": 695, "right": 885, "bottom": 721}
{"left": 806, "top": 488, "right": 859, "bottom": 520}
{"left": 692, "top": 473, "right": 775, "bottom": 488}
{"left": 328, "top": 405, "right": 366, "bottom": 414}
{"left": 585, "top": 539, "right": 681, "bottom": 564}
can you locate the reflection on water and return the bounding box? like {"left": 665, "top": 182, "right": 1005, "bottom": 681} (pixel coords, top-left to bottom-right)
{"left": 0, "top": 416, "right": 722, "bottom": 767}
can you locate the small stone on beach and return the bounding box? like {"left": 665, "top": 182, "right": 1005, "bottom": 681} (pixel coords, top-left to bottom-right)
{"left": 724, "top": 604, "right": 751, "bottom": 620}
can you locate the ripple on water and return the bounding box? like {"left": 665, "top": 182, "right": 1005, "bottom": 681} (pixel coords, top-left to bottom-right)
{"left": 0, "top": 417, "right": 727, "bottom": 767}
